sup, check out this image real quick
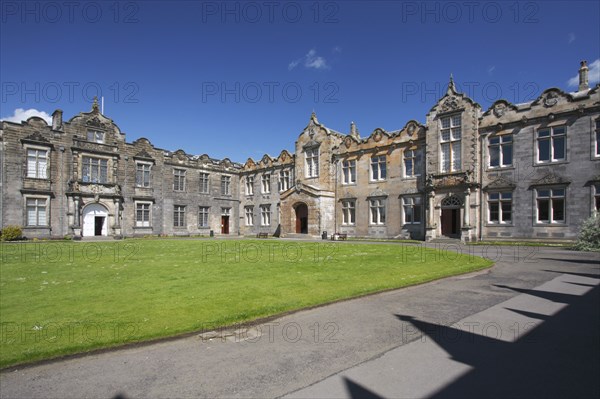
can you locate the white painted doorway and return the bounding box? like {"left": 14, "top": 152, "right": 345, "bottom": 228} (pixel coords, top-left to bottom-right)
{"left": 82, "top": 203, "right": 108, "bottom": 237}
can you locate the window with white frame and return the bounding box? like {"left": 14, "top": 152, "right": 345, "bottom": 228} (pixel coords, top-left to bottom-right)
{"left": 440, "top": 115, "right": 462, "bottom": 172}
{"left": 260, "top": 205, "right": 271, "bottom": 226}
{"left": 488, "top": 192, "right": 512, "bottom": 224}
{"left": 279, "top": 170, "right": 290, "bottom": 192}
{"left": 342, "top": 200, "right": 356, "bottom": 225}
{"left": 489, "top": 134, "right": 513, "bottom": 168}
{"left": 86, "top": 130, "right": 105, "bottom": 143}
{"left": 261, "top": 173, "right": 271, "bottom": 193}
{"left": 595, "top": 119, "right": 600, "bottom": 157}
{"left": 342, "top": 160, "right": 356, "bottom": 184}
{"left": 245, "top": 206, "right": 254, "bottom": 226}
{"left": 537, "top": 127, "right": 566, "bottom": 163}
{"left": 305, "top": 147, "right": 319, "bottom": 177}
{"left": 82, "top": 156, "right": 108, "bottom": 183}
{"left": 26, "top": 197, "right": 47, "bottom": 226}
{"left": 199, "top": 172, "right": 210, "bottom": 193}
{"left": 536, "top": 188, "right": 565, "bottom": 224}
{"left": 245, "top": 176, "right": 254, "bottom": 195}
{"left": 174, "top": 205, "right": 186, "bottom": 227}
{"left": 26, "top": 148, "right": 48, "bottom": 179}
{"left": 173, "top": 169, "right": 186, "bottom": 191}
{"left": 135, "top": 202, "right": 151, "bottom": 227}
{"left": 403, "top": 196, "right": 422, "bottom": 224}
{"left": 198, "top": 206, "right": 209, "bottom": 227}
{"left": 369, "top": 198, "right": 386, "bottom": 225}
{"left": 135, "top": 162, "right": 151, "bottom": 187}
{"left": 221, "top": 175, "right": 231, "bottom": 195}
{"left": 370, "top": 155, "right": 387, "bottom": 181}
{"left": 221, "top": 207, "right": 231, "bottom": 216}
{"left": 404, "top": 148, "right": 422, "bottom": 177}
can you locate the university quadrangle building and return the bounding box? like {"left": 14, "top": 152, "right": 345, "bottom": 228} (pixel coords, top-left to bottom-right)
{"left": 1, "top": 62, "right": 599, "bottom": 242}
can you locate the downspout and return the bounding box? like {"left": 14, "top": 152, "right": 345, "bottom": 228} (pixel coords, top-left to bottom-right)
{"left": 478, "top": 132, "right": 484, "bottom": 241}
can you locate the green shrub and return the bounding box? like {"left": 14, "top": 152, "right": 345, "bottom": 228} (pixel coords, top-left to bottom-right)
{"left": 573, "top": 215, "right": 600, "bottom": 252}
{"left": 1, "top": 225, "right": 23, "bottom": 241}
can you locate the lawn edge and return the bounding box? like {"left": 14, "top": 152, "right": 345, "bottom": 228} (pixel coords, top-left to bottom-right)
{"left": 0, "top": 262, "right": 494, "bottom": 372}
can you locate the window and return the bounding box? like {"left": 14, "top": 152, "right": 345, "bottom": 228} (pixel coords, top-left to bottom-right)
{"left": 536, "top": 188, "right": 565, "bottom": 223}
{"left": 488, "top": 192, "right": 512, "bottom": 224}
{"left": 245, "top": 176, "right": 254, "bottom": 196}
{"left": 369, "top": 198, "right": 386, "bottom": 225}
{"left": 305, "top": 147, "right": 319, "bottom": 177}
{"left": 537, "top": 127, "right": 566, "bottom": 163}
{"left": 489, "top": 134, "right": 513, "bottom": 168}
{"left": 440, "top": 115, "right": 462, "bottom": 172}
{"left": 174, "top": 205, "right": 186, "bottom": 227}
{"left": 404, "top": 149, "right": 422, "bottom": 177}
{"left": 135, "top": 163, "right": 151, "bottom": 187}
{"left": 198, "top": 206, "right": 209, "bottom": 228}
{"left": 342, "top": 200, "right": 355, "bottom": 225}
{"left": 245, "top": 206, "right": 254, "bottom": 226}
{"left": 342, "top": 160, "right": 356, "bottom": 184}
{"left": 261, "top": 173, "right": 271, "bottom": 193}
{"left": 173, "top": 169, "right": 186, "bottom": 191}
{"left": 86, "top": 130, "right": 104, "bottom": 143}
{"left": 82, "top": 156, "right": 108, "bottom": 183}
{"left": 221, "top": 207, "right": 231, "bottom": 215}
{"left": 135, "top": 203, "right": 151, "bottom": 227}
{"left": 371, "top": 155, "right": 387, "bottom": 181}
{"left": 595, "top": 119, "right": 600, "bottom": 157}
{"left": 199, "top": 172, "right": 210, "bottom": 193}
{"left": 403, "top": 197, "right": 422, "bottom": 224}
{"left": 594, "top": 184, "right": 600, "bottom": 213}
{"left": 26, "top": 197, "right": 47, "bottom": 226}
{"left": 27, "top": 148, "right": 48, "bottom": 179}
{"left": 221, "top": 175, "right": 231, "bottom": 195}
{"left": 279, "top": 170, "right": 290, "bottom": 192}
{"left": 260, "top": 205, "right": 271, "bottom": 226}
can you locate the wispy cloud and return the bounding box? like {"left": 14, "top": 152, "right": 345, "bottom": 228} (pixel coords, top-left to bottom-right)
{"left": 288, "top": 48, "right": 330, "bottom": 71}
{"left": 568, "top": 33, "right": 576, "bottom": 44}
{"left": 1, "top": 108, "right": 52, "bottom": 124}
{"left": 487, "top": 65, "right": 496, "bottom": 75}
{"left": 567, "top": 59, "right": 600, "bottom": 88}
{"left": 332, "top": 46, "right": 342, "bottom": 54}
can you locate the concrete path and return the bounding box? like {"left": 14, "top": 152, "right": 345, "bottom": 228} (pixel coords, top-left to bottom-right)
{"left": 1, "top": 245, "right": 598, "bottom": 399}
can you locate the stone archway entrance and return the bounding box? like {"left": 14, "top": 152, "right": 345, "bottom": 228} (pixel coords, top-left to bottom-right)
{"left": 440, "top": 196, "right": 461, "bottom": 237}
{"left": 294, "top": 203, "right": 308, "bottom": 234}
{"left": 82, "top": 203, "right": 108, "bottom": 237}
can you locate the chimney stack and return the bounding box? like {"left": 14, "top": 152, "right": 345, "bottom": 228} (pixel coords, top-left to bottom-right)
{"left": 51, "top": 109, "right": 63, "bottom": 131}
{"left": 578, "top": 60, "right": 589, "bottom": 91}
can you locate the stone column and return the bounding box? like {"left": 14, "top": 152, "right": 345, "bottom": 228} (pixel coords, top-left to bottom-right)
{"left": 427, "top": 191, "right": 435, "bottom": 227}
{"left": 463, "top": 188, "right": 470, "bottom": 226}
{"left": 73, "top": 197, "right": 81, "bottom": 227}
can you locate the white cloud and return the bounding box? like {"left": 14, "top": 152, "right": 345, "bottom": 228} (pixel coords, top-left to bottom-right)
{"left": 568, "top": 33, "right": 576, "bottom": 44}
{"left": 288, "top": 49, "right": 330, "bottom": 71}
{"left": 567, "top": 59, "right": 600, "bottom": 88}
{"left": 333, "top": 46, "right": 342, "bottom": 53}
{"left": 1, "top": 108, "right": 52, "bottom": 124}
{"left": 487, "top": 65, "right": 496, "bottom": 75}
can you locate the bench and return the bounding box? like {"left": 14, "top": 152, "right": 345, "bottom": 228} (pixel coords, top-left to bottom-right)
{"left": 256, "top": 232, "right": 269, "bottom": 239}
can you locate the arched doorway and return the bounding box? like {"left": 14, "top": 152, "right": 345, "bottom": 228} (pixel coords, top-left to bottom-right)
{"left": 82, "top": 203, "right": 108, "bottom": 237}
{"left": 294, "top": 203, "right": 308, "bottom": 234}
{"left": 440, "top": 196, "right": 461, "bottom": 237}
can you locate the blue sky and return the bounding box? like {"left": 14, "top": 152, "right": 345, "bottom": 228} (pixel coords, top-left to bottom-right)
{"left": 1, "top": 0, "right": 599, "bottom": 162}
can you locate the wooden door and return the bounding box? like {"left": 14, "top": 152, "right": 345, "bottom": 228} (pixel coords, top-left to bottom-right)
{"left": 221, "top": 216, "right": 229, "bottom": 234}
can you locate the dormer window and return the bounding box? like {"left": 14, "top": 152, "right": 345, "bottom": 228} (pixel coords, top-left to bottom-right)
{"left": 305, "top": 147, "right": 319, "bottom": 178}
{"left": 87, "top": 130, "right": 105, "bottom": 143}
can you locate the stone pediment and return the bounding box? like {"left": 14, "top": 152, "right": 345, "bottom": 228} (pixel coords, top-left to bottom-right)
{"left": 86, "top": 116, "right": 108, "bottom": 129}
{"left": 368, "top": 188, "right": 388, "bottom": 198}
{"left": 134, "top": 150, "right": 154, "bottom": 161}
{"left": 303, "top": 139, "right": 320, "bottom": 149}
{"left": 530, "top": 172, "right": 570, "bottom": 187}
{"left": 21, "top": 131, "right": 51, "bottom": 145}
{"left": 483, "top": 176, "right": 516, "bottom": 191}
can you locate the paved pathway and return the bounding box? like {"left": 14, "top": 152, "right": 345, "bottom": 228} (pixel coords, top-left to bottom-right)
{"left": 1, "top": 245, "right": 598, "bottom": 398}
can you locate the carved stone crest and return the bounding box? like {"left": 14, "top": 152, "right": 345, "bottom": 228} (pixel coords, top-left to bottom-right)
{"left": 407, "top": 123, "right": 416, "bottom": 136}
{"left": 344, "top": 136, "right": 353, "bottom": 148}
{"left": 372, "top": 130, "right": 382, "bottom": 142}
{"left": 441, "top": 96, "right": 459, "bottom": 112}
{"left": 543, "top": 91, "right": 559, "bottom": 107}
{"left": 493, "top": 103, "right": 506, "bottom": 118}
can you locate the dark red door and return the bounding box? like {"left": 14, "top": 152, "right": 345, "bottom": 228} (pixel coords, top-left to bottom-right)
{"left": 221, "top": 216, "right": 229, "bottom": 234}
{"left": 295, "top": 204, "right": 308, "bottom": 234}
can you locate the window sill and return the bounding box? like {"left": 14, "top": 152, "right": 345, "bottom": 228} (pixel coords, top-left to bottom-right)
{"left": 534, "top": 222, "right": 567, "bottom": 227}
{"left": 133, "top": 226, "right": 153, "bottom": 229}
{"left": 486, "top": 166, "right": 514, "bottom": 172}
{"left": 534, "top": 160, "right": 568, "bottom": 166}
{"left": 485, "top": 223, "right": 514, "bottom": 227}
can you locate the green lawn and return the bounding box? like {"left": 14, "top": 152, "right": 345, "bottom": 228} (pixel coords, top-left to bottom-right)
{"left": 0, "top": 239, "right": 492, "bottom": 368}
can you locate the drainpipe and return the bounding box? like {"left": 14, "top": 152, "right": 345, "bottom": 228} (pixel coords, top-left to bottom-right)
{"left": 478, "top": 132, "right": 484, "bottom": 241}
{"left": 333, "top": 154, "right": 338, "bottom": 234}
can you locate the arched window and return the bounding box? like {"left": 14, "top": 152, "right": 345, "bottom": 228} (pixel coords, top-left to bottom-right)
{"left": 441, "top": 196, "right": 462, "bottom": 208}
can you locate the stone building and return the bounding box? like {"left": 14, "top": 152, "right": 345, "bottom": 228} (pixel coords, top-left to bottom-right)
{"left": 1, "top": 62, "right": 599, "bottom": 241}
